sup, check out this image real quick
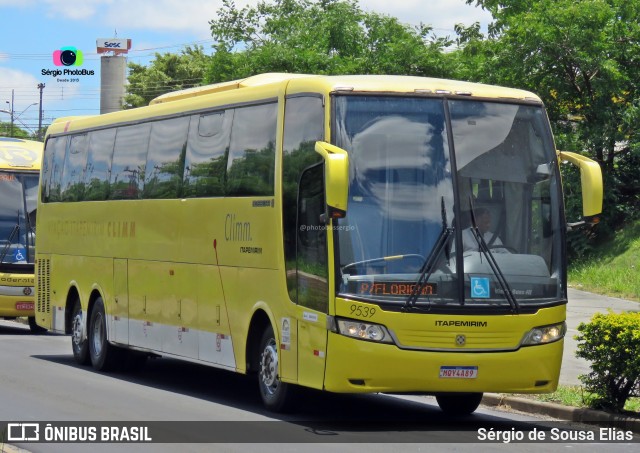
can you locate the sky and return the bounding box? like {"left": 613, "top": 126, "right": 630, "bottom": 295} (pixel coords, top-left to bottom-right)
{"left": 0, "top": 0, "right": 492, "bottom": 136}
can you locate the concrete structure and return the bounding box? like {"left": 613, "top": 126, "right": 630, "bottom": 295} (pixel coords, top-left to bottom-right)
{"left": 100, "top": 55, "right": 127, "bottom": 114}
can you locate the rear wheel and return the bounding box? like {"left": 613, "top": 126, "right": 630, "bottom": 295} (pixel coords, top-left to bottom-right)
{"left": 435, "top": 392, "right": 483, "bottom": 415}
{"left": 71, "top": 299, "right": 90, "bottom": 365}
{"left": 257, "top": 325, "right": 295, "bottom": 412}
{"left": 88, "top": 297, "right": 121, "bottom": 371}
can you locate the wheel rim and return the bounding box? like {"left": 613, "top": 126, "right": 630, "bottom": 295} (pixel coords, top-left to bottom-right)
{"left": 92, "top": 312, "right": 104, "bottom": 357}
{"left": 72, "top": 311, "right": 83, "bottom": 349}
{"left": 260, "top": 338, "right": 279, "bottom": 396}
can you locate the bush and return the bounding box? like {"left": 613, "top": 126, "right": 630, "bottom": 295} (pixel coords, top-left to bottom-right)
{"left": 575, "top": 311, "right": 640, "bottom": 412}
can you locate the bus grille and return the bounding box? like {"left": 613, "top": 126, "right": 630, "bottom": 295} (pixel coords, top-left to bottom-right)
{"left": 394, "top": 328, "right": 522, "bottom": 351}
{"left": 36, "top": 258, "right": 51, "bottom": 314}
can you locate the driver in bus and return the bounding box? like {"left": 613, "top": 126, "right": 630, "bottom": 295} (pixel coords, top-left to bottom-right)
{"left": 462, "top": 207, "right": 509, "bottom": 253}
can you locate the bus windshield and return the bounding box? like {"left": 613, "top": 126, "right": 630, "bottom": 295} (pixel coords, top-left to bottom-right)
{"left": 333, "top": 95, "right": 563, "bottom": 309}
{"left": 0, "top": 171, "right": 38, "bottom": 265}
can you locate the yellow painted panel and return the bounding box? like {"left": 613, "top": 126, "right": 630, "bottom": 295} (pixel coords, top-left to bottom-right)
{"left": 325, "top": 333, "right": 562, "bottom": 394}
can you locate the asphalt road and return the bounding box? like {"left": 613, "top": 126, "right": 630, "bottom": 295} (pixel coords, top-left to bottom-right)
{"left": 0, "top": 288, "right": 638, "bottom": 452}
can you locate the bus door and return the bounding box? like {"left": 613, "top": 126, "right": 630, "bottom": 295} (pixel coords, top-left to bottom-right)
{"left": 295, "top": 163, "right": 329, "bottom": 389}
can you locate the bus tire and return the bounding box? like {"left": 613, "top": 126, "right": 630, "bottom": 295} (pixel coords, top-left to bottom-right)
{"left": 435, "top": 392, "right": 483, "bottom": 415}
{"left": 257, "top": 325, "right": 295, "bottom": 412}
{"left": 88, "top": 297, "right": 121, "bottom": 371}
{"left": 28, "top": 316, "right": 47, "bottom": 334}
{"left": 71, "top": 299, "right": 90, "bottom": 365}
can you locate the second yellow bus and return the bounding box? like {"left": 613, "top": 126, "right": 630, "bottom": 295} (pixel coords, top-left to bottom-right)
{"left": 0, "top": 136, "right": 44, "bottom": 333}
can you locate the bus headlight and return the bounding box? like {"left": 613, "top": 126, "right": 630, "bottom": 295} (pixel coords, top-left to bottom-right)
{"left": 335, "top": 319, "right": 394, "bottom": 344}
{"left": 522, "top": 322, "right": 566, "bottom": 346}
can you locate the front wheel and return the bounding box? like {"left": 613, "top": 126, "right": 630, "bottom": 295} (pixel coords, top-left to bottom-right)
{"left": 257, "top": 325, "right": 296, "bottom": 412}
{"left": 88, "top": 297, "right": 121, "bottom": 371}
{"left": 435, "top": 392, "right": 483, "bottom": 415}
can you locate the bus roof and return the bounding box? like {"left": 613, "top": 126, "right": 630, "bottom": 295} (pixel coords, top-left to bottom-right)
{"left": 150, "top": 73, "right": 543, "bottom": 105}
{"left": 0, "top": 136, "right": 43, "bottom": 170}
{"left": 45, "top": 73, "right": 543, "bottom": 136}
{"left": 149, "top": 73, "right": 313, "bottom": 105}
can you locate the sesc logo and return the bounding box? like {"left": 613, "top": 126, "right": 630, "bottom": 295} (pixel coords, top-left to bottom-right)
{"left": 53, "top": 46, "right": 83, "bottom": 66}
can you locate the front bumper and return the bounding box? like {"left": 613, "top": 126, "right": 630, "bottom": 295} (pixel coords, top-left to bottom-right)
{"left": 323, "top": 331, "right": 563, "bottom": 394}
{"left": 0, "top": 285, "right": 35, "bottom": 317}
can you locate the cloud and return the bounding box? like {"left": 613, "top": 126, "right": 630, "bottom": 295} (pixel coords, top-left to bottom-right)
{"left": 40, "top": 0, "right": 111, "bottom": 20}
{"left": 0, "top": 0, "right": 35, "bottom": 6}
{"left": 359, "top": 0, "right": 493, "bottom": 33}
{"left": 0, "top": 69, "right": 41, "bottom": 105}
{"left": 102, "top": 0, "right": 221, "bottom": 32}
{"left": 0, "top": 67, "right": 89, "bottom": 132}
{"left": 26, "top": 0, "right": 492, "bottom": 36}
{"left": 36, "top": 0, "right": 223, "bottom": 33}
{"left": 0, "top": 68, "right": 42, "bottom": 131}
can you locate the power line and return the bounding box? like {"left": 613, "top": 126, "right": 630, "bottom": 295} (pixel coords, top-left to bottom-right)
{"left": 0, "top": 39, "right": 217, "bottom": 62}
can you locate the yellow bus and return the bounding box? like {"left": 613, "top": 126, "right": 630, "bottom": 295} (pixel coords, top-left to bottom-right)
{"left": 0, "top": 137, "right": 45, "bottom": 333}
{"left": 35, "top": 73, "right": 602, "bottom": 414}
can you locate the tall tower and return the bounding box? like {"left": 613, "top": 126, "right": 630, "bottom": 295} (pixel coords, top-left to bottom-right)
{"left": 97, "top": 38, "right": 132, "bottom": 114}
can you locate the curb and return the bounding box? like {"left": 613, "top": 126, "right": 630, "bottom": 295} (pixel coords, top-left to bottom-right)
{"left": 1, "top": 444, "right": 30, "bottom": 453}
{"left": 483, "top": 393, "right": 640, "bottom": 434}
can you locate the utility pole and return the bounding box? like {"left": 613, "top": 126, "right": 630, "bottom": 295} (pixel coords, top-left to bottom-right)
{"left": 37, "top": 83, "right": 45, "bottom": 140}
{"left": 5, "top": 89, "right": 15, "bottom": 137}
{"left": 10, "top": 89, "right": 14, "bottom": 137}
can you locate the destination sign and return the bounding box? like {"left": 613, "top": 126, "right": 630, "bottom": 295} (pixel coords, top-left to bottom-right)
{"left": 355, "top": 281, "right": 437, "bottom": 296}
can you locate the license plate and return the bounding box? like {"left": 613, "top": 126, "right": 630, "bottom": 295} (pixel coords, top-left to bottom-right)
{"left": 15, "top": 302, "right": 34, "bottom": 311}
{"left": 439, "top": 366, "right": 478, "bottom": 379}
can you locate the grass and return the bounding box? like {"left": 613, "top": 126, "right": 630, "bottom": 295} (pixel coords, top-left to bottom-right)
{"left": 514, "top": 385, "right": 640, "bottom": 416}
{"left": 568, "top": 219, "right": 640, "bottom": 301}
{"left": 562, "top": 220, "right": 640, "bottom": 416}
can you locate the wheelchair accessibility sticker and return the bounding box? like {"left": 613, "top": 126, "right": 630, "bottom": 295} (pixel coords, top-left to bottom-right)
{"left": 13, "top": 247, "right": 27, "bottom": 263}
{"left": 471, "top": 277, "right": 490, "bottom": 298}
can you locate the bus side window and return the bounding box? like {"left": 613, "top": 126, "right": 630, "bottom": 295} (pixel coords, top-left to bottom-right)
{"left": 296, "top": 163, "right": 328, "bottom": 313}
{"left": 109, "top": 124, "right": 151, "bottom": 200}
{"left": 226, "top": 103, "right": 277, "bottom": 196}
{"left": 144, "top": 116, "right": 189, "bottom": 199}
{"left": 43, "top": 136, "right": 68, "bottom": 203}
{"left": 183, "top": 110, "right": 231, "bottom": 198}
{"left": 60, "top": 134, "right": 89, "bottom": 202}
{"left": 83, "top": 129, "right": 116, "bottom": 201}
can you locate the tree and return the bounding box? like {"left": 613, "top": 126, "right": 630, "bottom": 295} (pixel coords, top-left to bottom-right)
{"left": 0, "top": 121, "right": 30, "bottom": 139}
{"left": 124, "top": 46, "right": 210, "bottom": 108}
{"left": 462, "top": 0, "right": 640, "bottom": 239}
{"left": 206, "top": 0, "right": 453, "bottom": 83}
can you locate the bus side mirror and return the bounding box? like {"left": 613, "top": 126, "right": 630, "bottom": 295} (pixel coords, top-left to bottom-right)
{"left": 315, "top": 141, "right": 349, "bottom": 219}
{"left": 557, "top": 150, "right": 603, "bottom": 223}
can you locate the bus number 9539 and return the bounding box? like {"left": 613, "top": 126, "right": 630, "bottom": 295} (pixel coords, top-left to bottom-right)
{"left": 350, "top": 304, "right": 376, "bottom": 318}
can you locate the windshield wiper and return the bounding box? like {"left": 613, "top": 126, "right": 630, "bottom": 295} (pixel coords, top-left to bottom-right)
{"left": 468, "top": 199, "right": 520, "bottom": 313}
{"left": 403, "top": 197, "right": 452, "bottom": 312}
{"left": 0, "top": 224, "right": 20, "bottom": 263}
